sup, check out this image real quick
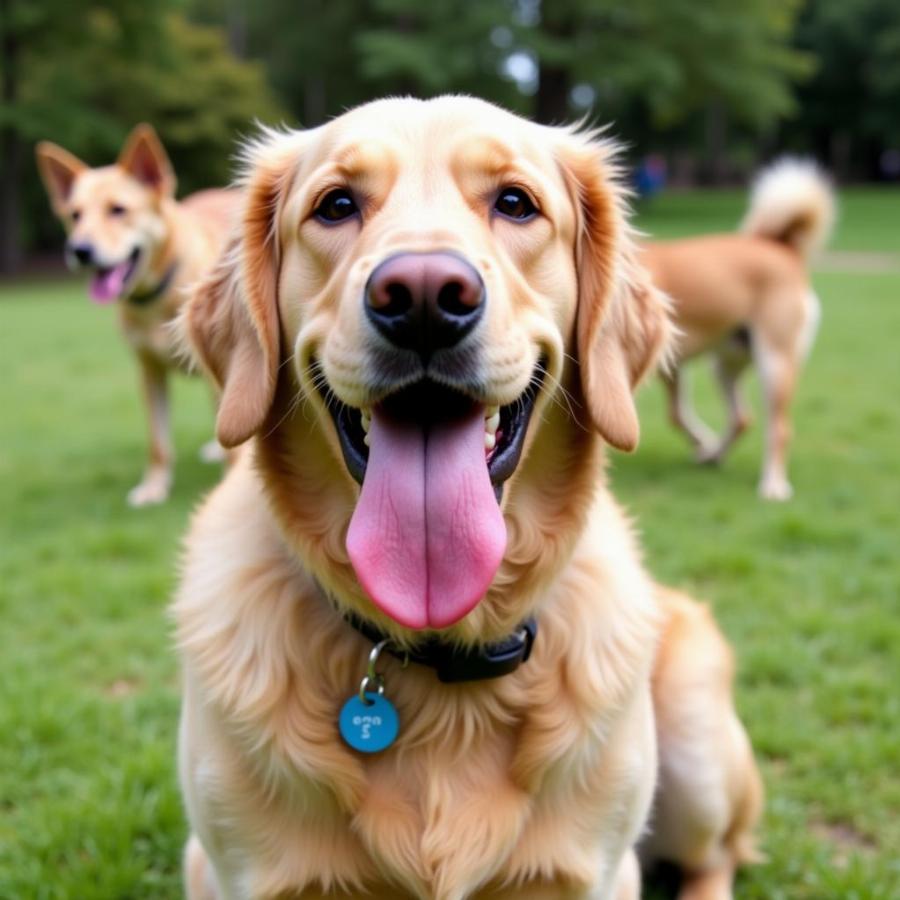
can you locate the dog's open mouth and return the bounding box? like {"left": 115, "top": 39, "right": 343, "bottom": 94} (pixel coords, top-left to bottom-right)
{"left": 327, "top": 366, "right": 545, "bottom": 491}
{"left": 89, "top": 247, "right": 141, "bottom": 304}
{"left": 320, "top": 362, "right": 545, "bottom": 630}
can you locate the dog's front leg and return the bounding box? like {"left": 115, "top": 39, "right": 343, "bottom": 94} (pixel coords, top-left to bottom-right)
{"left": 198, "top": 383, "right": 228, "bottom": 464}
{"left": 128, "top": 352, "right": 173, "bottom": 506}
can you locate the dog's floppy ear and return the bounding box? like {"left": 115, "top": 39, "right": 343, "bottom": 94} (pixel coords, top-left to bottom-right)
{"left": 558, "top": 133, "right": 671, "bottom": 451}
{"left": 117, "top": 123, "right": 176, "bottom": 196}
{"left": 185, "top": 140, "right": 292, "bottom": 448}
{"left": 35, "top": 142, "right": 87, "bottom": 214}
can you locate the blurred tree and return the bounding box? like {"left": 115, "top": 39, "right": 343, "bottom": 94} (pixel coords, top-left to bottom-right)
{"left": 521, "top": 0, "right": 809, "bottom": 129}
{"left": 2, "top": 2, "right": 282, "bottom": 272}
{"left": 355, "top": 0, "right": 521, "bottom": 110}
{"left": 222, "top": 0, "right": 372, "bottom": 125}
{"left": 227, "top": 0, "right": 520, "bottom": 126}
{"left": 199, "top": 0, "right": 807, "bottom": 183}
{"left": 781, "top": 0, "right": 900, "bottom": 179}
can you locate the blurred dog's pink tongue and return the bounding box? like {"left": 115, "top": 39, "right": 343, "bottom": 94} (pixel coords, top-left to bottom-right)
{"left": 347, "top": 406, "right": 506, "bottom": 629}
{"left": 89, "top": 263, "right": 129, "bottom": 304}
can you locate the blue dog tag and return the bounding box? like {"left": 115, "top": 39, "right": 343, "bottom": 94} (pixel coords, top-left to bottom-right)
{"left": 339, "top": 693, "right": 399, "bottom": 753}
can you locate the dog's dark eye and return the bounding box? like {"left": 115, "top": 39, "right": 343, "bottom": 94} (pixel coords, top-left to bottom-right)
{"left": 315, "top": 189, "right": 359, "bottom": 224}
{"left": 71, "top": 210, "right": 81, "bottom": 222}
{"left": 109, "top": 204, "right": 127, "bottom": 217}
{"left": 494, "top": 188, "right": 538, "bottom": 221}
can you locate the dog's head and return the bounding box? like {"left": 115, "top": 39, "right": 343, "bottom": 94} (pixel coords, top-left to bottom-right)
{"left": 36, "top": 124, "right": 176, "bottom": 303}
{"left": 188, "top": 97, "right": 669, "bottom": 637}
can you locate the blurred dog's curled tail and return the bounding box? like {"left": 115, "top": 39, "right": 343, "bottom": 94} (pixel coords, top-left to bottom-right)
{"left": 740, "top": 157, "right": 836, "bottom": 261}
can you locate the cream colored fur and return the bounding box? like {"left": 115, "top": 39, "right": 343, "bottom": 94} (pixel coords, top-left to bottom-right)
{"left": 173, "top": 97, "right": 761, "bottom": 900}
{"left": 741, "top": 158, "right": 835, "bottom": 258}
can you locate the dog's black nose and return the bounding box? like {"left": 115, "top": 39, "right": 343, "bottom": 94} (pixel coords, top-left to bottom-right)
{"left": 365, "top": 252, "right": 484, "bottom": 359}
{"left": 70, "top": 243, "right": 94, "bottom": 266}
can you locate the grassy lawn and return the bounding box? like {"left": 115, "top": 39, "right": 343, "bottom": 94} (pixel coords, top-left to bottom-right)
{"left": 1, "top": 188, "right": 898, "bottom": 898}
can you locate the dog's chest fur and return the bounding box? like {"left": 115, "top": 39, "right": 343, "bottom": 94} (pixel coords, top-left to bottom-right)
{"left": 175, "top": 463, "right": 659, "bottom": 900}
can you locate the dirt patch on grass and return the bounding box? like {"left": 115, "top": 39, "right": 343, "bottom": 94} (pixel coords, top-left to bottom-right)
{"left": 105, "top": 677, "right": 142, "bottom": 698}
{"left": 811, "top": 819, "right": 878, "bottom": 868}
{"left": 816, "top": 251, "right": 900, "bottom": 273}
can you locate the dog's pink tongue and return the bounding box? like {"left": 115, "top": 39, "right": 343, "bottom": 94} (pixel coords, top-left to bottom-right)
{"left": 89, "top": 263, "right": 130, "bottom": 304}
{"left": 347, "top": 406, "right": 506, "bottom": 629}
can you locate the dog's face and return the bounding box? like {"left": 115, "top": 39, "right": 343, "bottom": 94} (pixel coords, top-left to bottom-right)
{"left": 36, "top": 125, "right": 175, "bottom": 303}
{"left": 190, "top": 97, "right": 668, "bottom": 632}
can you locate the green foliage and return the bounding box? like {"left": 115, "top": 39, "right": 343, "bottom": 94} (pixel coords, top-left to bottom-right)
{"left": 1, "top": 189, "right": 899, "bottom": 895}
{"left": 236, "top": 0, "right": 521, "bottom": 124}
{"left": 232, "top": 0, "right": 808, "bottom": 128}
{"left": 782, "top": 0, "right": 900, "bottom": 175}
{"left": 31, "top": 12, "right": 281, "bottom": 187}
{"left": 6, "top": 2, "right": 173, "bottom": 149}
{"left": 519, "top": 0, "right": 810, "bottom": 125}
{"left": 355, "top": 0, "right": 518, "bottom": 103}
{"left": 237, "top": 0, "right": 371, "bottom": 125}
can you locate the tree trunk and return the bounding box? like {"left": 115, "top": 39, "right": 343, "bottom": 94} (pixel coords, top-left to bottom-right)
{"left": 225, "top": 0, "right": 247, "bottom": 58}
{"left": 703, "top": 100, "right": 728, "bottom": 186}
{"left": 303, "top": 76, "right": 327, "bottom": 125}
{"left": 0, "top": 0, "right": 22, "bottom": 275}
{"left": 534, "top": 11, "right": 574, "bottom": 125}
{"left": 535, "top": 64, "right": 570, "bottom": 125}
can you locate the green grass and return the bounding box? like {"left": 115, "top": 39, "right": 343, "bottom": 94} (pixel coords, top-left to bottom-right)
{"left": 1, "top": 188, "right": 898, "bottom": 898}
{"left": 637, "top": 185, "right": 900, "bottom": 254}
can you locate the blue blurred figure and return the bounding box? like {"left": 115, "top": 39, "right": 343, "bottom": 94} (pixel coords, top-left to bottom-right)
{"left": 635, "top": 153, "right": 667, "bottom": 199}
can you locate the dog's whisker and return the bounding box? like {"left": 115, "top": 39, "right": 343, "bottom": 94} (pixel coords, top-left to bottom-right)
{"left": 540, "top": 369, "right": 584, "bottom": 429}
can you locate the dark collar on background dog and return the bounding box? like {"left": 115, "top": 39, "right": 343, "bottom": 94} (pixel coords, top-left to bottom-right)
{"left": 127, "top": 262, "right": 178, "bottom": 306}
{"left": 343, "top": 610, "right": 538, "bottom": 684}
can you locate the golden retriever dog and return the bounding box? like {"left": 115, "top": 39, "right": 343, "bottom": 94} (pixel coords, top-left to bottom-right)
{"left": 640, "top": 160, "right": 835, "bottom": 500}
{"left": 173, "top": 97, "right": 762, "bottom": 900}
{"left": 36, "top": 124, "right": 239, "bottom": 506}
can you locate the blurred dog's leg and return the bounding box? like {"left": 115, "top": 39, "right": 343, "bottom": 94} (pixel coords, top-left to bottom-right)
{"left": 754, "top": 338, "right": 798, "bottom": 501}
{"left": 676, "top": 861, "right": 735, "bottom": 900}
{"left": 128, "top": 353, "right": 173, "bottom": 507}
{"left": 199, "top": 384, "right": 228, "bottom": 464}
{"left": 697, "top": 341, "right": 752, "bottom": 465}
{"left": 198, "top": 439, "right": 227, "bottom": 464}
{"left": 184, "top": 834, "right": 219, "bottom": 900}
{"left": 611, "top": 849, "right": 641, "bottom": 900}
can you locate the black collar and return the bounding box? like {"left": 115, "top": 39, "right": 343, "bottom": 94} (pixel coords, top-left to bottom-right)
{"left": 343, "top": 610, "right": 537, "bottom": 684}
{"left": 126, "top": 262, "right": 177, "bottom": 306}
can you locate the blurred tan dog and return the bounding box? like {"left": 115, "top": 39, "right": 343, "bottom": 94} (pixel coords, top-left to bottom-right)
{"left": 641, "top": 160, "right": 835, "bottom": 500}
{"left": 36, "top": 125, "right": 239, "bottom": 506}
{"left": 174, "top": 97, "right": 761, "bottom": 900}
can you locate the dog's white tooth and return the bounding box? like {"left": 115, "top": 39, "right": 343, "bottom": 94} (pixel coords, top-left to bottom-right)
{"left": 360, "top": 412, "right": 370, "bottom": 432}
{"left": 363, "top": 432, "right": 370, "bottom": 447}
{"left": 484, "top": 431, "right": 496, "bottom": 451}
{"left": 485, "top": 412, "right": 500, "bottom": 433}
{"left": 485, "top": 405, "right": 499, "bottom": 419}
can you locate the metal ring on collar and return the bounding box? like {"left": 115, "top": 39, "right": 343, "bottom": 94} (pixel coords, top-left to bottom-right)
{"left": 366, "top": 639, "right": 392, "bottom": 680}
{"left": 358, "top": 672, "right": 386, "bottom": 705}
